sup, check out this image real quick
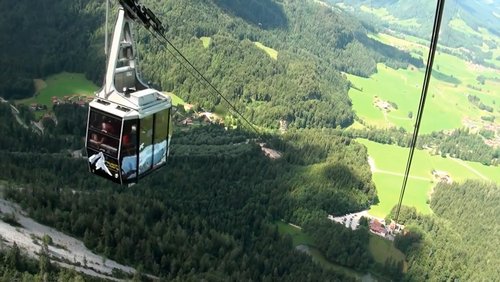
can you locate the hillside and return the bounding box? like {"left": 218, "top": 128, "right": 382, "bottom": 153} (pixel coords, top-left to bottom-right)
{"left": 0, "top": 101, "right": 378, "bottom": 280}
{"left": 2, "top": 0, "right": 499, "bottom": 280}
{"left": 0, "top": 0, "right": 105, "bottom": 100}
{"left": 389, "top": 181, "right": 500, "bottom": 280}
{"left": 328, "top": 0, "right": 500, "bottom": 68}
{"left": 1, "top": 0, "right": 420, "bottom": 130}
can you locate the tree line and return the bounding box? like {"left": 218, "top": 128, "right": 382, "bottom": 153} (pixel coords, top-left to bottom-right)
{"left": 387, "top": 180, "right": 500, "bottom": 281}
{"left": 341, "top": 126, "right": 499, "bottom": 165}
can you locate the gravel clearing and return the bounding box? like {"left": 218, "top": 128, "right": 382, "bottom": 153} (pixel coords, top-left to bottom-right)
{"left": 0, "top": 197, "right": 136, "bottom": 280}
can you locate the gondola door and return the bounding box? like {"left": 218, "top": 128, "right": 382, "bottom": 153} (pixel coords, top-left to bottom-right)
{"left": 86, "top": 108, "right": 124, "bottom": 184}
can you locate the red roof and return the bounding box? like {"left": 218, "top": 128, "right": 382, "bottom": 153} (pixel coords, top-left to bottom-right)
{"left": 370, "top": 220, "right": 385, "bottom": 233}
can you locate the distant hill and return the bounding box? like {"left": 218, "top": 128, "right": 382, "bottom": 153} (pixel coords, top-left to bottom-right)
{"left": 0, "top": 0, "right": 105, "bottom": 100}
{"left": 327, "top": 0, "right": 500, "bottom": 67}
{"left": 1, "top": 0, "right": 420, "bottom": 129}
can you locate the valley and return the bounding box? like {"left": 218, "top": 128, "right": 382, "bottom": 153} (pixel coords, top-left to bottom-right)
{"left": 358, "top": 138, "right": 499, "bottom": 217}
{"left": 0, "top": 0, "right": 499, "bottom": 281}
{"left": 348, "top": 33, "right": 499, "bottom": 135}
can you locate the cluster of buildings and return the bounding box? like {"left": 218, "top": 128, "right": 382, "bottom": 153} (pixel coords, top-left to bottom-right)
{"left": 51, "top": 95, "right": 93, "bottom": 107}
{"left": 373, "top": 96, "right": 395, "bottom": 112}
{"left": 29, "top": 95, "right": 93, "bottom": 112}
{"left": 369, "top": 219, "right": 404, "bottom": 240}
{"left": 178, "top": 110, "right": 225, "bottom": 127}
{"left": 431, "top": 169, "right": 453, "bottom": 184}
{"left": 329, "top": 211, "right": 405, "bottom": 241}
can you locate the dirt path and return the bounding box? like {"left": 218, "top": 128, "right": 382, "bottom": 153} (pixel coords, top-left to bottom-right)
{"left": 368, "top": 157, "right": 430, "bottom": 181}
{"left": 0, "top": 197, "right": 137, "bottom": 280}
{"left": 449, "top": 157, "right": 489, "bottom": 181}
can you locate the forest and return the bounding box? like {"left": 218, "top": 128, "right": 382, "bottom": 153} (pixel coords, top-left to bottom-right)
{"left": 0, "top": 0, "right": 498, "bottom": 280}
{"left": 388, "top": 181, "right": 500, "bottom": 281}
{"left": 0, "top": 102, "right": 378, "bottom": 280}
{"left": 0, "top": 0, "right": 420, "bottom": 130}
{"left": 0, "top": 0, "right": 105, "bottom": 99}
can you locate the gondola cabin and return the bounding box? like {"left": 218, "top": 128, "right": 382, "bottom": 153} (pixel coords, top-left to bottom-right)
{"left": 86, "top": 91, "right": 172, "bottom": 184}
{"left": 85, "top": 5, "right": 172, "bottom": 184}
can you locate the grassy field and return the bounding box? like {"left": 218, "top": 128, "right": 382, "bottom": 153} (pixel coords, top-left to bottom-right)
{"left": 357, "top": 139, "right": 500, "bottom": 217}
{"left": 200, "top": 36, "right": 211, "bottom": 48}
{"left": 307, "top": 248, "right": 367, "bottom": 280}
{"left": 275, "top": 221, "right": 368, "bottom": 280}
{"left": 20, "top": 72, "right": 186, "bottom": 111}
{"left": 359, "top": 5, "right": 420, "bottom": 28}
{"left": 369, "top": 235, "right": 406, "bottom": 270}
{"left": 254, "top": 42, "right": 278, "bottom": 60}
{"left": 448, "top": 17, "right": 479, "bottom": 37}
{"left": 165, "top": 92, "right": 185, "bottom": 107}
{"left": 350, "top": 33, "right": 500, "bottom": 134}
{"left": 19, "top": 72, "right": 98, "bottom": 108}
{"left": 276, "top": 221, "right": 314, "bottom": 247}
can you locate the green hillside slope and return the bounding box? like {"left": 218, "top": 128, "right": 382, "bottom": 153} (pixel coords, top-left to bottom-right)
{"left": 328, "top": 0, "right": 500, "bottom": 68}
{"left": 2, "top": 0, "right": 419, "bottom": 130}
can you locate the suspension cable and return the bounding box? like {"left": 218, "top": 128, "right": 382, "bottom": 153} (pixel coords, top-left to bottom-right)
{"left": 155, "top": 32, "right": 261, "bottom": 136}
{"left": 394, "top": 0, "right": 446, "bottom": 223}
{"left": 119, "top": 0, "right": 261, "bottom": 137}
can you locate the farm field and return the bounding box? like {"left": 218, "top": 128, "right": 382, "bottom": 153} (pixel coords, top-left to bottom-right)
{"left": 357, "top": 139, "right": 500, "bottom": 217}
{"left": 19, "top": 72, "right": 98, "bottom": 108}
{"left": 348, "top": 33, "right": 500, "bottom": 134}
{"left": 19, "top": 72, "right": 186, "bottom": 111}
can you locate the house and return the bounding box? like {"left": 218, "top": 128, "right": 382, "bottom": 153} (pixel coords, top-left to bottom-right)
{"left": 431, "top": 170, "right": 452, "bottom": 184}
{"left": 370, "top": 219, "right": 386, "bottom": 236}
{"left": 388, "top": 220, "right": 404, "bottom": 235}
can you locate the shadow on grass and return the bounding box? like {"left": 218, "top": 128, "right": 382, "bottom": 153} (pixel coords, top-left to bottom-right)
{"left": 431, "top": 70, "right": 461, "bottom": 85}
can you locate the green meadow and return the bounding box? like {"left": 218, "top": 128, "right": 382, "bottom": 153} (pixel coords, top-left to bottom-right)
{"left": 369, "top": 235, "right": 406, "bottom": 270}
{"left": 347, "top": 63, "right": 500, "bottom": 133}
{"left": 276, "top": 221, "right": 314, "bottom": 247}
{"left": 359, "top": 5, "right": 420, "bottom": 28}
{"left": 350, "top": 33, "right": 499, "bottom": 217}
{"left": 19, "top": 72, "right": 98, "bottom": 108}
{"left": 200, "top": 36, "right": 211, "bottom": 48}
{"left": 350, "top": 33, "right": 500, "bottom": 134}
{"left": 20, "top": 72, "right": 187, "bottom": 112}
{"left": 166, "top": 92, "right": 185, "bottom": 107}
{"left": 357, "top": 139, "right": 500, "bottom": 218}
{"left": 276, "top": 221, "right": 378, "bottom": 280}
{"left": 254, "top": 42, "right": 278, "bottom": 60}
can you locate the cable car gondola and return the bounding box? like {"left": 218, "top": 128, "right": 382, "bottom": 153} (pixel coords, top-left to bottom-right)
{"left": 85, "top": 2, "right": 172, "bottom": 185}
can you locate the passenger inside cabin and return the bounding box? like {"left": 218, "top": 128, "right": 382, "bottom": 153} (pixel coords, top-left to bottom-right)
{"left": 122, "top": 124, "right": 137, "bottom": 156}
{"left": 101, "top": 120, "right": 114, "bottom": 134}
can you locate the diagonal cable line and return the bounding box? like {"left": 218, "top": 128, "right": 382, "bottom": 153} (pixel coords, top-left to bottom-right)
{"left": 394, "top": 0, "right": 446, "bottom": 223}
{"left": 119, "top": 0, "right": 261, "bottom": 136}
{"left": 153, "top": 31, "right": 261, "bottom": 136}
